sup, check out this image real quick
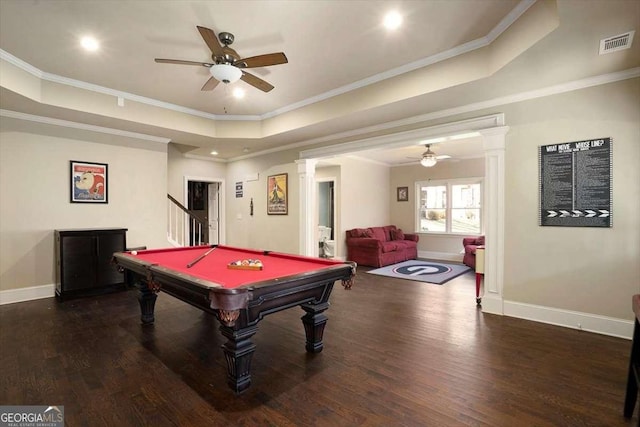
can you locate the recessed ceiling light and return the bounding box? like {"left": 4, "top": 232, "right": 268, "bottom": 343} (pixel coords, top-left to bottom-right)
{"left": 383, "top": 11, "right": 402, "bottom": 30}
{"left": 210, "top": 150, "right": 218, "bottom": 155}
{"left": 233, "top": 88, "right": 245, "bottom": 99}
{"left": 80, "top": 36, "right": 99, "bottom": 52}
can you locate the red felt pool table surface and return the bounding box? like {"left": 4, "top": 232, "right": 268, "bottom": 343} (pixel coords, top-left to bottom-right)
{"left": 121, "top": 245, "right": 345, "bottom": 289}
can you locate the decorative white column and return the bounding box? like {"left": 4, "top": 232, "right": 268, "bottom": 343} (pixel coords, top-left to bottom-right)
{"left": 296, "top": 159, "right": 318, "bottom": 256}
{"left": 478, "top": 126, "right": 508, "bottom": 315}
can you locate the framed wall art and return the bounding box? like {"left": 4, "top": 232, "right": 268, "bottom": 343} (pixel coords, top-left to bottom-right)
{"left": 267, "top": 173, "right": 288, "bottom": 215}
{"left": 397, "top": 186, "right": 409, "bottom": 202}
{"left": 70, "top": 160, "right": 108, "bottom": 203}
{"left": 539, "top": 138, "right": 612, "bottom": 227}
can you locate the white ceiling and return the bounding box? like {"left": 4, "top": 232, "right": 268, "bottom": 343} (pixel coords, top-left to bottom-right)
{"left": 0, "top": 0, "right": 519, "bottom": 116}
{"left": 0, "top": 0, "right": 638, "bottom": 164}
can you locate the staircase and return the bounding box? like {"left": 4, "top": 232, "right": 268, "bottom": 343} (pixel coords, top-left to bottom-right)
{"left": 167, "top": 194, "right": 208, "bottom": 247}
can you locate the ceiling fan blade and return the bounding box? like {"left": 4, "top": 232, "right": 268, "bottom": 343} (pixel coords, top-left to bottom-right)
{"left": 201, "top": 76, "right": 220, "bottom": 91}
{"left": 197, "top": 26, "right": 224, "bottom": 57}
{"left": 435, "top": 155, "right": 451, "bottom": 160}
{"left": 241, "top": 71, "right": 274, "bottom": 92}
{"left": 236, "top": 52, "right": 288, "bottom": 68}
{"left": 155, "top": 58, "right": 213, "bottom": 67}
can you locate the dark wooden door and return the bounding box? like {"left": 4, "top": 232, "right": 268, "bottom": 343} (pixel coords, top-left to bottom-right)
{"left": 60, "top": 234, "right": 96, "bottom": 291}
{"left": 96, "top": 231, "right": 126, "bottom": 287}
{"left": 188, "top": 181, "right": 208, "bottom": 244}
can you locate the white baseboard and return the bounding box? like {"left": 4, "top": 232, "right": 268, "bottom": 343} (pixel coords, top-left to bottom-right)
{"left": 479, "top": 294, "right": 503, "bottom": 315}
{"left": 418, "top": 251, "right": 463, "bottom": 263}
{"left": 502, "top": 299, "right": 633, "bottom": 340}
{"left": 0, "top": 283, "right": 55, "bottom": 305}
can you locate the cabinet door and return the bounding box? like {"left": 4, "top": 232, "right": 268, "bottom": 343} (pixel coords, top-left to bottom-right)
{"left": 60, "top": 235, "right": 96, "bottom": 291}
{"left": 96, "top": 232, "right": 125, "bottom": 287}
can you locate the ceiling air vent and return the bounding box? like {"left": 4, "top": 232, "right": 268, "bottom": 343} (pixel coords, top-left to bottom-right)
{"left": 599, "top": 30, "right": 635, "bottom": 55}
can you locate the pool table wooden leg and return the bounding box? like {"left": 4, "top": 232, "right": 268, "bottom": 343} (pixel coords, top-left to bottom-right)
{"left": 301, "top": 302, "right": 330, "bottom": 353}
{"left": 219, "top": 325, "right": 258, "bottom": 394}
{"left": 137, "top": 282, "right": 158, "bottom": 324}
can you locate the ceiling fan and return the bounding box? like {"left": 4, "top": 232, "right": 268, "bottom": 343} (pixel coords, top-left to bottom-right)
{"left": 409, "top": 144, "right": 452, "bottom": 167}
{"left": 155, "top": 26, "right": 288, "bottom": 93}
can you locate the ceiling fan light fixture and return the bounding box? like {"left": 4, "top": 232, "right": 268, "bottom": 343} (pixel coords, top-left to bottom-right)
{"left": 209, "top": 63, "right": 242, "bottom": 84}
{"left": 420, "top": 144, "right": 437, "bottom": 167}
{"left": 420, "top": 155, "right": 437, "bottom": 167}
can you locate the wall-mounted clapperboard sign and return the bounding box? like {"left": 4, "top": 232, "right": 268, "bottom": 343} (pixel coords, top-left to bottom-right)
{"left": 539, "top": 137, "right": 612, "bottom": 227}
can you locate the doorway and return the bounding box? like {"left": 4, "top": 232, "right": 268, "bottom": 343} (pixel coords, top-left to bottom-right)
{"left": 317, "top": 179, "right": 336, "bottom": 257}
{"left": 185, "top": 177, "right": 224, "bottom": 246}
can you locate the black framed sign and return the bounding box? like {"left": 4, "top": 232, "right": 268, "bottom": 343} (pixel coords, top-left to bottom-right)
{"left": 539, "top": 138, "right": 612, "bottom": 227}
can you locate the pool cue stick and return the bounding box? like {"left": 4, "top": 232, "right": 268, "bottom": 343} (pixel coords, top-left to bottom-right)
{"left": 187, "top": 246, "right": 216, "bottom": 268}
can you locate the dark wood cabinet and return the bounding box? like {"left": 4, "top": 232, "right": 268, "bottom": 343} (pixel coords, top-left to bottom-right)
{"left": 55, "top": 228, "right": 127, "bottom": 299}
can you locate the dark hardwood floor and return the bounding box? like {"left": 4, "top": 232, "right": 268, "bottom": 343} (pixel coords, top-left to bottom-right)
{"left": 0, "top": 267, "right": 635, "bottom": 426}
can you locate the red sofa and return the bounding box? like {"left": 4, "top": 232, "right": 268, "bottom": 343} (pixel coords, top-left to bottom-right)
{"left": 346, "top": 225, "right": 419, "bottom": 268}
{"left": 462, "top": 236, "right": 485, "bottom": 270}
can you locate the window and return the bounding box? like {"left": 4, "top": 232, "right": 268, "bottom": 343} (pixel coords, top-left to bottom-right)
{"left": 416, "top": 179, "right": 482, "bottom": 234}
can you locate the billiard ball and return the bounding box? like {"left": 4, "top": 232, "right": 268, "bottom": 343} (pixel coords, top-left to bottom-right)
{"left": 131, "top": 251, "right": 137, "bottom": 255}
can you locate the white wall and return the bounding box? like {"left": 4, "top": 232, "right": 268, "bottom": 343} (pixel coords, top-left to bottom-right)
{"left": 224, "top": 150, "right": 300, "bottom": 253}
{"left": 500, "top": 78, "right": 640, "bottom": 319}
{"left": 0, "top": 120, "right": 167, "bottom": 292}
{"left": 328, "top": 157, "right": 390, "bottom": 259}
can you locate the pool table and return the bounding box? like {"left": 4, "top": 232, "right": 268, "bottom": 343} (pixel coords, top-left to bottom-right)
{"left": 112, "top": 244, "right": 356, "bottom": 394}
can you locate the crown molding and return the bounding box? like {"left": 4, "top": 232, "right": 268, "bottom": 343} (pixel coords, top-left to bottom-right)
{"left": 286, "top": 68, "right": 639, "bottom": 161}
{"left": 299, "top": 115, "right": 504, "bottom": 160}
{"left": 262, "top": 0, "right": 536, "bottom": 120}
{"left": 0, "top": 49, "right": 259, "bottom": 122}
{"left": 0, "top": 109, "right": 171, "bottom": 143}
{"left": 3, "top": 66, "right": 635, "bottom": 161}
{"left": 0, "top": 0, "right": 536, "bottom": 123}
{"left": 486, "top": 0, "right": 536, "bottom": 41}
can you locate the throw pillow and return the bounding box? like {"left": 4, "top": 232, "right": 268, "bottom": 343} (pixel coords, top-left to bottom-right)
{"left": 390, "top": 229, "right": 405, "bottom": 240}
{"left": 351, "top": 228, "right": 373, "bottom": 238}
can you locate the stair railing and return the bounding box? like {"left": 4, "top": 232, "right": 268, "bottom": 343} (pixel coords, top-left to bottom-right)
{"left": 167, "top": 194, "right": 207, "bottom": 247}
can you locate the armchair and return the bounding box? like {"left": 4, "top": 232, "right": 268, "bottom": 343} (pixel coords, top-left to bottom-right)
{"left": 462, "top": 236, "right": 485, "bottom": 270}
